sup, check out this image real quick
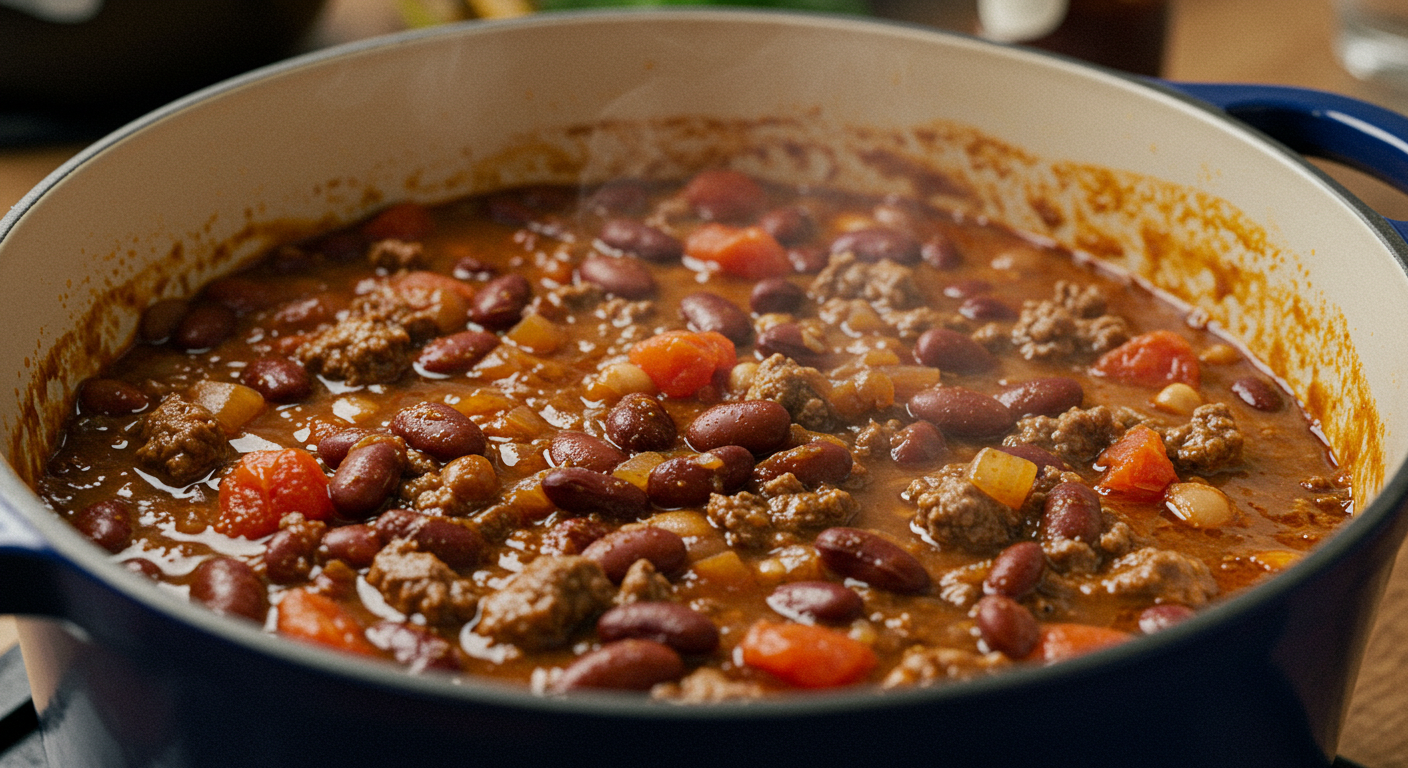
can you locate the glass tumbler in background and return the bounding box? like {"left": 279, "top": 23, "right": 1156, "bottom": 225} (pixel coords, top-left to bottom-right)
{"left": 1335, "top": 0, "right": 1408, "bottom": 88}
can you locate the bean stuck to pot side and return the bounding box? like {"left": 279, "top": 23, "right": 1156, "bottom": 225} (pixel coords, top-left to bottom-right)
{"left": 40, "top": 169, "right": 1346, "bottom": 699}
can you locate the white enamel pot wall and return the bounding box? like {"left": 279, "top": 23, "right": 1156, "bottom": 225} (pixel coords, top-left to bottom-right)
{"left": 1, "top": 10, "right": 1408, "bottom": 768}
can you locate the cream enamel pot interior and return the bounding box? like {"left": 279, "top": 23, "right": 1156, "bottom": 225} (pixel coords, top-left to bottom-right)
{"left": 1, "top": 10, "right": 1408, "bottom": 768}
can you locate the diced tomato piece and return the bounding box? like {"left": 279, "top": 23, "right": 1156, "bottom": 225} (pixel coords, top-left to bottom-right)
{"left": 217, "top": 449, "right": 333, "bottom": 539}
{"left": 738, "top": 621, "right": 877, "bottom": 689}
{"left": 1029, "top": 622, "right": 1132, "bottom": 663}
{"left": 628, "top": 330, "right": 736, "bottom": 398}
{"left": 276, "top": 588, "right": 378, "bottom": 657}
{"left": 1091, "top": 330, "right": 1200, "bottom": 388}
{"left": 1095, "top": 425, "right": 1179, "bottom": 502}
{"left": 684, "top": 224, "right": 790, "bottom": 279}
{"left": 362, "top": 202, "right": 434, "bottom": 242}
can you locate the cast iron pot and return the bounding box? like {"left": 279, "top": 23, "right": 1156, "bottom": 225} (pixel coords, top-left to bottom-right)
{"left": 1, "top": 10, "right": 1408, "bottom": 768}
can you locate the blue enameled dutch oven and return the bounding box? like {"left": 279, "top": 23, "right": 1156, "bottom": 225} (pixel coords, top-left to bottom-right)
{"left": 0, "top": 10, "right": 1407, "bottom": 768}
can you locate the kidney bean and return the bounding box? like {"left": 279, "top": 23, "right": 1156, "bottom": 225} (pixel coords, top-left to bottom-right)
{"left": 470, "top": 274, "right": 531, "bottom": 330}
{"left": 1042, "top": 482, "right": 1103, "bottom": 542}
{"left": 204, "top": 276, "right": 275, "bottom": 313}
{"left": 311, "top": 230, "right": 367, "bottom": 262}
{"left": 451, "top": 255, "right": 495, "bottom": 281}
{"left": 995, "top": 378, "right": 1084, "bottom": 417}
{"left": 749, "top": 278, "right": 806, "bottom": 315}
{"left": 579, "top": 256, "right": 657, "bottom": 299}
{"left": 541, "top": 517, "right": 611, "bottom": 556}
{"left": 123, "top": 558, "right": 162, "bottom": 579}
{"left": 582, "top": 526, "right": 688, "bottom": 582}
{"left": 913, "top": 327, "right": 997, "bottom": 373}
{"left": 814, "top": 527, "right": 930, "bottom": 594}
{"left": 706, "top": 445, "right": 754, "bottom": 491}
{"left": 678, "top": 292, "right": 751, "bottom": 345}
{"left": 648, "top": 456, "right": 719, "bottom": 509}
{"left": 390, "top": 402, "right": 486, "bottom": 462}
{"left": 411, "top": 518, "right": 485, "bottom": 569}
{"left": 265, "top": 525, "right": 325, "bottom": 585}
{"left": 416, "top": 330, "right": 499, "bottom": 374}
{"left": 330, "top": 441, "right": 406, "bottom": 518}
{"left": 756, "top": 322, "right": 820, "bottom": 364}
{"left": 683, "top": 169, "right": 766, "bottom": 222}
{"left": 753, "top": 441, "right": 852, "bottom": 487}
{"left": 830, "top": 227, "right": 920, "bottom": 265}
{"left": 172, "top": 303, "right": 236, "bottom": 351}
{"left": 997, "top": 443, "right": 1071, "bottom": 472}
{"left": 553, "top": 639, "right": 684, "bottom": 692}
{"left": 921, "top": 234, "right": 962, "bottom": 269}
{"left": 598, "top": 602, "right": 720, "bottom": 655}
{"left": 908, "top": 387, "right": 1015, "bottom": 440}
{"left": 975, "top": 594, "right": 1039, "bottom": 658}
{"left": 550, "top": 431, "right": 629, "bottom": 473}
{"left": 788, "top": 245, "right": 828, "bottom": 274}
{"left": 79, "top": 379, "right": 149, "bottom": 416}
{"left": 587, "top": 180, "right": 649, "bottom": 216}
{"left": 604, "top": 393, "right": 677, "bottom": 453}
{"left": 598, "top": 219, "right": 683, "bottom": 262}
{"left": 890, "top": 421, "right": 947, "bottom": 467}
{"left": 239, "top": 357, "right": 312, "bottom": 403}
{"left": 140, "top": 298, "right": 189, "bottom": 344}
{"left": 366, "top": 621, "right": 462, "bottom": 673}
{"left": 959, "top": 295, "right": 1017, "bottom": 321}
{"left": 72, "top": 499, "right": 132, "bottom": 553}
{"left": 1138, "top": 604, "right": 1196, "bottom": 634}
{"left": 685, "top": 401, "right": 791, "bottom": 455}
{"left": 943, "top": 279, "right": 991, "bottom": 298}
{"left": 542, "top": 467, "right": 651, "bottom": 521}
{"left": 1230, "top": 377, "right": 1284, "bottom": 412}
{"left": 758, "top": 206, "right": 815, "bottom": 245}
{"left": 984, "top": 542, "right": 1046, "bottom": 599}
{"left": 766, "top": 581, "right": 864, "bottom": 624}
{"left": 190, "top": 557, "right": 267, "bottom": 622}
{"left": 317, "top": 428, "right": 372, "bottom": 470}
{"left": 374, "top": 508, "right": 427, "bottom": 544}
{"left": 320, "top": 524, "right": 381, "bottom": 568}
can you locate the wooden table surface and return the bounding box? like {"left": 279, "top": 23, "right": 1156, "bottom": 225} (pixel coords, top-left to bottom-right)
{"left": 3, "top": 1, "right": 1407, "bottom": 765}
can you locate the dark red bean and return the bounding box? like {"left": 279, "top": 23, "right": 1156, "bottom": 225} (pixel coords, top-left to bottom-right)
{"left": 553, "top": 639, "right": 684, "bottom": 692}
{"left": 582, "top": 526, "right": 688, "bottom": 582}
{"left": 921, "top": 235, "right": 962, "bottom": 269}
{"left": 943, "top": 279, "right": 991, "bottom": 298}
{"left": 995, "top": 378, "right": 1084, "bottom": 417}
{"left": 205, "top": 276, "right": 277, "bottom": 314}
{"left": 550, "top": 431, "right": 629, "bottom": 473}
{"left": 330, "top": 442, "right": 406, "bottom": 518}
{"left": 374, "top": 508, "right": 428, "bottom": 544}
{"left": 648, "top": 456, "right": 720, "bottom": 509}
{"left": 706, "top": 445, "right": 754, "bottom": 491}
{"left": 190, "top": 557, "right": 267, "bottom": 622}
{"left": 471, "top": 274, "right": 531, "bottom": 330}
{"left": 79, "top": 379, "right": 149, "bottom": 416}
{"left": 451, "top": 255, "right": 495, "bottom": 281}
{"left": 264, "top": 525, "right": 325, "bottom": 585}
{"left": 416, "top": 330, "right": 499, "bottom": 375}
{"left": 411, "top": 518, "right": 485, "bottom": 569}
{"left": 172, "top": 303, "right": 236, "bottom": 351}
{"left": 597, "top": 602, "right": 720, "bottom": 655}
{"left": 908, "top": 387, "right": 1015, "bottom": 440}
{"left": 1042, "top": 482, "right": 1103, "bottom": 542}
{"left": 542, "top": 467, "right": 651, "bottom": 521}
{"left": 239, "top": 357, "right": 312, "bottom": 403}
{"left": 830, "top": 227, "right": 920, "bottom": 265}
{"left": 604, "top": 393, "right": 677, "bottom": 453}
{"left": 975, "top": 594, "right": 1039, "bottom": 658}
{"left": 753, "top": 441, "right": 852, "bottom": 487}
{"left": 598, "top": 219, "right": 683, "bottom": 262}
{"left": 123, "top": 558, "right": 162, "bottom": 579}
{"left": 686, "top": 401, "right": 791, "bottom": 455}
{"left": 679, "top": 292, "right": 752, "bottom": 345}
{"left": 788, "top": 245, "right": 828, "bottom": 274}
{"left": 140, "top": 298, "right": 189, "bottom": 344}
{"left": 579, "top": 256, "right": 657, "bottom": 299}
{"left": 311, "top": 230, "right": 367, "bottom": 262}
{"left": 390, "top": 402, "right": 486, "bottom": 462}
{"left": 72, "top": 500, "right": 132, "bottom": 553}
{"left": 997, "top": 443, "right": 1071, "bottom": 472}
{"left": 540, "top": 518, "right": 611, "bottom": 556}
{"left": 890, "top": 421, "right": 947, "bottom": 466}
{"left": 1139, "top": 604, "right": 1196, "bottom": 634}
{"left": 913, "top": 327, "right": 997, "bottom": 373}
{"left": 320, "top": 524, "right": 382, "bottom": 568}
{"left": 756, "top": 322, "right": 820, "bottom": 364}
{"left": 959, "top": 295, "right": 1018, "bottom": 321}
{"left": 366, "top": 621, "right": 462, "bottom": 673}
{"left": 814, "top": 527, "right": 930, "bottom": 594}
{"left": 1230, "top": 377, "right": 1284, "bottom": 412}
{"left": 587, "top": 180, "right": 650, "bottom": 216}
{"left": 758, "top": 206, "right": 815, "bottom": 245}
{"left": 749, "top": 278, "right": 807, "bottom": 315}
{"left": 683, "top": 169, "right": 766, "bottom": 222}
{"left": 317, "top": 428, "right": 372, "bottom": 470}
{"left": 767, "top": 581, "right": 864, "bottom": 624}
{"left": 984, "top": 542, "right": 1046, "bottom": 599}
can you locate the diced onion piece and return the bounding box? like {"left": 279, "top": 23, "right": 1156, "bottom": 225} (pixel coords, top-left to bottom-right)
{"left": 504, "top": 476, "right": 555, "bottom": 520}
{"left": 878, "top": 365, "right": 942, "bottom": 401}
{"left": 754, "top": 545, "right": 823, "bottom": 584}
{"left": 1199, "top": 343, "right": 1241, "bottom": 365}
{"left": 829, "top": 370, "right": 895, "bottom": 421}
{"left": 449, "top": 389, "right": 518, "bottom": 417}
{"left": 505, "top": 313, "right": 566, "bottom": 355}
{"left": 331, "top": 395, "right": 379, "bottom": 424}
{"left": 1249, "top": 550, "right": 1302, "bottom": 571}
{"left": 859, "top": 348, "right": 902, "bottom": 367}
{"left": 485, "top": 405, "right": 551, "bottom": 440}
{"left": 1164, "top": 482, "right": 1236, "bottom": 528}
{"left": 190, "top": 380, "right": 265, "bottom": 434}
{"left": 967, "top": 447, "right": 1038, "bottom": 509}
{"left": 646, "top": 510, "right": 715, "bottom": 540}
{"left": 690, "top": 550, "right": 755, "bottom": 590}
{"left": 612, "top": 451, "right": 667, "bottom": 490}
{"left": 1153, "top": 382, "right": 1202, "bottom": 415}
{"left": 587, "top": 362, "right": 657, "bottom": 401}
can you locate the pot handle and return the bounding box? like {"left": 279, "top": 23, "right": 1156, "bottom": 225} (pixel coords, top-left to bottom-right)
{"left": 0, "top": 495, "right": 63, "bottom": 616}
{"left": 1161, "top": 81, "right": 1408, "bottom": 243}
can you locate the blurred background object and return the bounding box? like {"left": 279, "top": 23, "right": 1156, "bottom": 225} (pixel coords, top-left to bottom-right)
{"left": 1335, "top": 0, "right": 1408, "bottom": 89}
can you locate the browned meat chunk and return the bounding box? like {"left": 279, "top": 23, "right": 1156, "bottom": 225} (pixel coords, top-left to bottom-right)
{"left": 295, "top": 316, "right": 410, "bottom": 386}
{"left": 705, "top": 477, "right": 857, "bottom": 549}
{"left": 1006, "top": 405, "right": 1148, "bottom": 465}
{"left": 881, "top": 645, "right": 1008, "bottom": 688}
{"left": 135, "top": 394, "right": 231, "bottom": 485}
{"left": 351, "top": 283, "right": 444, "bottom": 342}
{"left": 366, "top": 238, "right": 426, "bottom": 271}
{"left": 745, "top": 354, "right": 837, "bottom": 431}
{"left": 1160, "top": 403, "right": 1243, "bottom": 474}
{"left": 808, "top": 252, "right": 922, "bottom": 310}
{"left": 853, "top": 418, "right": 903, "bottom": 459}
{"left": 614, "top": 559, "right": 674, "bottom": 605}
{"left": 404, "top": 455, "right": 499, "bottom": 517}
{"left": 907, "top": 465, "right": 1020, "bottom": 552}
{"left": 474, "top": 555, "right": 614, "bottom": 650}
{"left": 366, "top": 539, "right": 479, "bottom": 625}
{"left": 1099, "top": 547, "right": 1218, "bottom": 606}
{"left": 1010, "top": 281, "right": 1129, "bottom": 361}
{"left": 652, "top": 668, "right": 765, "bottom": 703}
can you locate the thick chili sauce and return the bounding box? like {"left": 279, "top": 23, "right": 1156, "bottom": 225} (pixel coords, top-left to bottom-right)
{"left": 36, "top": 169, "right": 1349, "bottom": 698}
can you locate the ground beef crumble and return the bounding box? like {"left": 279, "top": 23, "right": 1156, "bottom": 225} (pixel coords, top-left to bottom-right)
{"left": 135, "top": 394, "right": 232, "bottom": 486}
{"left": 1159, "top": 403, "right": 1244, "bottom": 473}
{"left": 808, "top": 251, "right": 921, "bottom": 310}
{"left": 1098, "top": 547, "right": 1219, "bottom": 606}
{"left": 653, "top": 668, "right": 765, "bottom": 703}
{"left": 1010, "top": 281, "right": 1129, "bottom": 361}
{"left": 907, "top": 465, "right": 1021, "bottom": 552}
{"left": 745, "top": 354, "right": 838, "bottom": 431}
{"left": 474, "top": 555, "right": 614, "bottom": 650}
{"left": 1006, "top": 405, "right": 1148, "bottom": 465}
{"left": 705, "top": 475, "right": 857, "bottom": 549}
{"left": 295, "top": 316, "right": 411, "bottom": 386}
{"left": 366, "top": 539, "right": 479, "bottom": 625}
{"left": 882, "top": 646, "right": 1009, "bottom": 688}
{"left": 615, "top": 559, "right": 674, "bottom": 605}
